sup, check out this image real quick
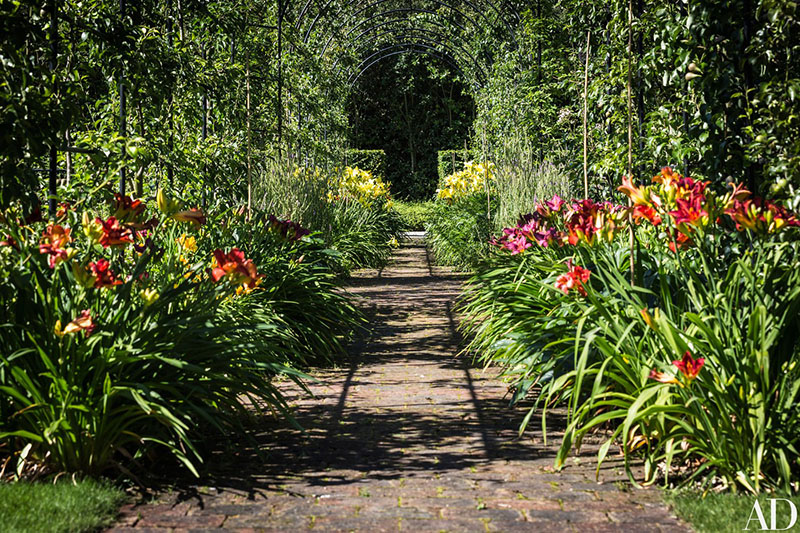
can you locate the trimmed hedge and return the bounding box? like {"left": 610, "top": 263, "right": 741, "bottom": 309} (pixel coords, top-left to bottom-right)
{"left": 346, "top": 149, "right": 387, "bottom": 176}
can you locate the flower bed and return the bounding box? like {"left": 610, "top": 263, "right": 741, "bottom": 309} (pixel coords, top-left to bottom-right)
{"left": 462, "top": 168, "right": 800, "bottom": 493}
{"left": 0, "top": 189, "right": 363, "bottom": 477}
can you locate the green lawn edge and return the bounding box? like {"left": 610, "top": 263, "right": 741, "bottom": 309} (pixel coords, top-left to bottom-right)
{"left": 664, "top": 489, "right": 800, "bottom": 532}
{"left": 0, "top": 479, "right": 127, "bottom": 533}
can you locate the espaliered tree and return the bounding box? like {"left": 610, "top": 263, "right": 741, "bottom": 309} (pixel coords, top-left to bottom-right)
{"left": 476, "top": 0, "right": 800, "bottom": 198}
{"left": 0, "top": 0, "right": 354, "bottom": 212}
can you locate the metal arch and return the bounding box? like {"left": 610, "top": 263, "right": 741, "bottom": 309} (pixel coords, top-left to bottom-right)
{"left": 334, "top": 27, "right": 487, "bottom": 81}
{"left": 347, "top": 0, "right": 491, "bottom": 38}
{"left": 346, "top": 42, "right": 481, "bottom": 86}
{"left": 347, "top": 46, "right": 479, "bottom": 90}
{"left": 301, "top": 0, "right": 516, "bottom": 50}
{"left": 349, "top": 17, "right": 450, "bottom": 43}
{"left": 319, "top": 8, "right": 470, "bottom": 60}
{"left": 297, "top": 0, "right": 517, "bottom": 45}
{"left": 318, "top": 9, "right": 456, "bottom": 60}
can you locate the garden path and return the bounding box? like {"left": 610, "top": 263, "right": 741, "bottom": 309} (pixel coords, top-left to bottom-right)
{"left": 110, "top": 237, "right": 688, "bottom": 533}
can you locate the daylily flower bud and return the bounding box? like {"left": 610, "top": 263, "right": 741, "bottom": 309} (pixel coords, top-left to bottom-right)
{"left": 157, "top": 189, "right": 181, "bottom": 215}
{"left": 82, "top": 212, "right": 104, "bottom": 243}
{"left": 72, "top": 262, "right": 96, "bottom": 289}
{"left": 639, "top": 308, "right": 658, "bottom": 331}
{"left": 140, "top": 288, "right": 160, "bottom": 306}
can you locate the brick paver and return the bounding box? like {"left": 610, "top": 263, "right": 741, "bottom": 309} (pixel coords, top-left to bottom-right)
{"left": 110, "top": 237, "right": 689, "bottom": 532}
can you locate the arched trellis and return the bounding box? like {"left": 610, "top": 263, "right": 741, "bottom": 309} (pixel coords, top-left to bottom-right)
{"left": 348, "top": 46, "right": 476, "bottom": 89}
{"left": 347, "top": 42, "right": 481, "bottom": 87}
{"left": 333, "top": 27, "right": 488, "bottom": 84}
{"left": 275, "top": 0, "right": 522, "bottom": 168}
{"left": 295, "top": 0, "right": 518, "bottom": 47}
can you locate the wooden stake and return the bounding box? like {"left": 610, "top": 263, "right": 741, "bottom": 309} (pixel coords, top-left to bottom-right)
{"left": 246, "top": 31, "right": 252, "bottom": 220}
{"left": 627, "top": 0, "right": 636, "bottom": 286}
{"left": 582, "top": 30, "right": 591, "bottom": 199}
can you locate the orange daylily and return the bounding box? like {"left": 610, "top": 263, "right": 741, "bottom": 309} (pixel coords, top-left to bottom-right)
{"left": 618, "top": 176, "right": 652, "bottom": 206}
{"left": 39, "top": 224, "right": 73, "bottom": 268}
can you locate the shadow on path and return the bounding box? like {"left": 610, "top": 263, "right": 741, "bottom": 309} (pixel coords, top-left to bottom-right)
{"left": 110, "top": 238, "right": 688, "bottom": 533}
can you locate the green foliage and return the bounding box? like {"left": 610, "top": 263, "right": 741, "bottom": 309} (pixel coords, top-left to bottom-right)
{"left": 346, "top": 150, "right": 387, "bottom": 177}
{"left": 0, "top": 190, "right": 368, "bottom": 477}
{"left": 437, "top": 150, "right": 471, "bottom": 183}
{"left": 477, "top": 0, "right": 800, "bottom": 198}
{"left": 494, "top": 158, "right": 572, "bottom": 231}
{"left": 461, "top": 174, "right": 800, "bottom": 493}
{"left": 255, "top": 161, "right": 401, "bottom": 272}
{"left": 0, "top": 479, "right": 126, "bottom": 533}
{"left": 392, "top": 200, "right": 436, "bottom": 231}
{"left": 348, "top": 54, "right": 474, "bottom": 200}
{"left": 426, "top": 193, "right": 494, "bottom": 270}
{"left": 327, "top": 199, "right": 403, "bottom": 273}
{"left": 0, "top": 0, "right": 351, "bottom": 211}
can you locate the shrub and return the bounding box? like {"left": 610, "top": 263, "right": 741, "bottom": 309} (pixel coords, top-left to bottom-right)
{"left": 426, "top": 193, "right": 495, "bottom": 270}
{"left": 392, "top": 200, "right": 436, "bottom": 231}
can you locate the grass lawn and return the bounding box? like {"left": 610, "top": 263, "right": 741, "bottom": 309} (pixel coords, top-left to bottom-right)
{"left": 0, "top": 479, "right": 126, "bottom": 533}
{"left": 665, "top": 490, "right": 800, "bottom": 532}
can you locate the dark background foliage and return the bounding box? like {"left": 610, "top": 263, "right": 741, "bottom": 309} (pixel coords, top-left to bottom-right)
{"left": 347, "top": 55, "right": 474, "bottom": 200}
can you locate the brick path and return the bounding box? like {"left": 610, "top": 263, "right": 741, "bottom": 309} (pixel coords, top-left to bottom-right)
{"left": 110, "top": 237, "right": 689, "bottom": 532}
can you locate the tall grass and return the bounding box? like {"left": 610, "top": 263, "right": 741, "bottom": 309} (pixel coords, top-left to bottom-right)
{"left": 253, "top": 159, "right": 402, "bottom": 272}
{"left": 493, "top": 159, "right": 571, "bottom": 230}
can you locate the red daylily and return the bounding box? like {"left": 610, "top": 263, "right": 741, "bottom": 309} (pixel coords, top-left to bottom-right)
{"left": 725, "top": 197, "right": 800, "bottom": 233}
{"left": 88, "top": 258, "right": 123, "bottom": 288}
{"left": 112, "top": 193, "right": 146, "bottom": 223}
{"left": 39, "top": 224, "right": 73, "bottom": 268}
{"left": 210, "top": 248, "right": 261, "bottom": 288}
{"left": 669, "top": 195, "right": 708, "bottom": 227}
{"left": 97, "top": 217, "right": 134, "bottom": 247}
{"left": 631, "top": 205, "right": 662, "bottom": 226}
{"left": 268, "top": 215, "right": 311, "bottom": 241}
{"left": 566, "top": 199, "right": 603, "bottom": 245}
{"left": 667, "top": 229, "right": 692, "bottom": 253}
{"left": 648, "top": 369, "right": 679, "bottom": 385}
{"left": 172, "top": 208, "right": 206, "bottom": 229}
{"left": 58, "top": 310, "right": 96, "bottom": 338}
{"left": 554, "top": 260, "right": 591, "bottom": 296}
{"left": 672, "top": 351, "right": 704, "bottom": 381}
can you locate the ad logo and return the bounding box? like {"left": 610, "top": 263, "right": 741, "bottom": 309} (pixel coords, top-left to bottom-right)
{"left": 744, "top": 499, "right": 798, "bottom": 531}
